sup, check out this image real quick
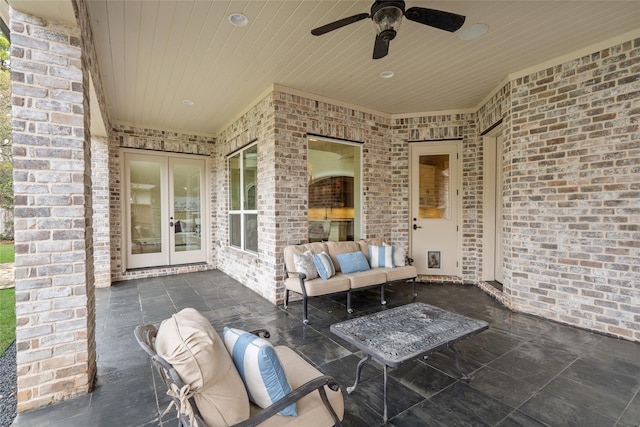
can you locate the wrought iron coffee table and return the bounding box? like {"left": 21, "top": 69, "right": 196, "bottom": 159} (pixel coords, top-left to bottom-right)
{"left": 330, "top": 302, "right": 489, "bottom": 422}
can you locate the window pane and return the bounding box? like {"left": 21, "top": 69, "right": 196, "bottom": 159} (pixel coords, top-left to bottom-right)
{"left": 130, "top": 160, "right": 162, "bottom": 254}
{"left": 243, "top": 145, "right": 257, "bottom": 210}
{"left": 418, "top": 154, "right": 450, "bottom": 219}
{"left": 229, "top": 214, "right": 241, "bottom": 248}
{"left": 308, "top": 139, "right": 361, "bottom": 241}
{"left": 244, "top": 213, "right": 258, "bottom": 252}
{"left": 229, "top": 154, "right": 240, "bottom": 211}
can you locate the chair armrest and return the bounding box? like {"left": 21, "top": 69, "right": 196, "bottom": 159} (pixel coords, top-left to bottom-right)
{"left": 231, "top": 375, "right": 342, "bottom": 427}
{"left": 406, "top": 256, "right": 414, "bottom": 266}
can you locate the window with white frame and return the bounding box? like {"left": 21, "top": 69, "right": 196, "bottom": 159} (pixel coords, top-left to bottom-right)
{"left": 228, "top": 143, "right": 257, "bottom": 252}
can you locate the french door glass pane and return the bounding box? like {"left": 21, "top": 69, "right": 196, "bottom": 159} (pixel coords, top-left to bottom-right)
{"left": 418, "top": 154, "right": 450, "bottom": 219}
{"left": 130, "top": 161, "right": 162, "bottom": 254}
{"left": 173, "top": 163, "right": 201, "bottom": 252}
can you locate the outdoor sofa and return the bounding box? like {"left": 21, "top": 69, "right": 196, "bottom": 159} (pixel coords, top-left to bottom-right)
{"left": 283, "top": 238, "right": 417, "bottom": 324}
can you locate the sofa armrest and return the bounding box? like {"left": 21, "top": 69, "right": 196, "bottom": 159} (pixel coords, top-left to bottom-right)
{"left": 406, "top": 256, "right": 414, "bottom": 266}
{"left": 231, "top": 376, "right": 342, "bottom": 427}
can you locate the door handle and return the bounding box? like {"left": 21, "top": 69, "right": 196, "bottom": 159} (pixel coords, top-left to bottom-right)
{"left": 413, "top": 224, "right": 422, "bottom": 230}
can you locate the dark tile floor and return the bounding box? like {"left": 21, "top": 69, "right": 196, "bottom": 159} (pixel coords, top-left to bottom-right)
{"left": 12, "top": 270, "right": 640, "bottom": 427}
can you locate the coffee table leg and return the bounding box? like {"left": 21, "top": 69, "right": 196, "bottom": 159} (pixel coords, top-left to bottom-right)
{"left": 346, "top": 354, "right": 371, "bottom": 394}
{"left": 452, "top": 344, "right": 471, "bottom": 381}
{"left": 383, "top": 365, "right": 389, "bottom": 423}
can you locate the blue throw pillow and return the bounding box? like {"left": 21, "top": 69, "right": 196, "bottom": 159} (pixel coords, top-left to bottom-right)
{"left": 222, "top": 327, "right": 297, "bottom": 416}
{"left": 312, "top": 251, "right": 335, "bottom": 280}
{"left": 336, "top": 251, "right": 370, "bottom": 274}
{"left": 369, "top": 244, "right": 394, "bottom": 268}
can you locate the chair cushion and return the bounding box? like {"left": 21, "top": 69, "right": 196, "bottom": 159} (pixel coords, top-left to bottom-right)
{"left": 293, "top": 250, "right": 319, "bottom": 280}
{"left": 336, "top": 251, "right": 370, "bottom": 274}
{"left": 155, "top": 308, "right": 250, "bottom": 426}
{"left": 223, "top": 327, "right": 297, "bottom": 417}
{"left": 249, "top": 346, "right": 344, "bottom": 427}
{"left": 312, "top": 251, "right": 335, "bottom": 280}
{"left": 369, "top": 244, "right": 394, "bottom": 268}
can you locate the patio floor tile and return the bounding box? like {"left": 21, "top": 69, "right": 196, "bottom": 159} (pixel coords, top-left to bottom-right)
{"left": 11, "top": 270, "right": 640, "bottom": 427}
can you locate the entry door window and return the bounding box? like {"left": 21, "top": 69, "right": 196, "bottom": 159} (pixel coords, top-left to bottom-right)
{"left": 125, "top": 152, "right": 206, "bottom": 269}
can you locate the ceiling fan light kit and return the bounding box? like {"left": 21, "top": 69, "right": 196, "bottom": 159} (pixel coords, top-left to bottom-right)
{"left": 311, "top": 0, "right": 466, "bottom": 59}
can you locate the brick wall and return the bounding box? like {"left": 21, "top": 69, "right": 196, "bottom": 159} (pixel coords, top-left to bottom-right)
{"left": 10, "top": 10, "right": 96, "bottom": 411}
{"left": 505, "top": 38, "right": 640, "bottom": 340}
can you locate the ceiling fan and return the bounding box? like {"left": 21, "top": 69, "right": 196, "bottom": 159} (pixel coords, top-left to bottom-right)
{"left": 311, "top": 1, "right": 465, "bottom": 59}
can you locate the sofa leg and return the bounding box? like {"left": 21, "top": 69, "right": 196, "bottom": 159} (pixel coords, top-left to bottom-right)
{"left": 381, "top": 284, "right": 387, "bottom": 305}
{"left": 347, "top": 290, "right": 353, "bottom": 314}
{"left": 412, "top": 278, "right": 417, "bottom": 298}
{"left": 303, "top": 295, "right": 309, "bottom": 325}
{"left": 284, "top": 289, "right": 290, "bottom": 308}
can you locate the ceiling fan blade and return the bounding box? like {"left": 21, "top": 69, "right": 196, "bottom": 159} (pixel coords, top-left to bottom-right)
{"left": 372, "top": 34, "right": 389, "bottom": 59}
{"left": 405, "top": 7, "right": 465, "bottom": 32}
{"left": 311, "top": 13, "right": 370, "bottom": 36}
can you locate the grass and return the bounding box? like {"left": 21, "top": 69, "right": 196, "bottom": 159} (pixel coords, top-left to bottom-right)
{"left": 0, "top": 288, "right": 15, "bottom": 356}
{"left": 0, "top": 242, "right": 14, "bottom": 264}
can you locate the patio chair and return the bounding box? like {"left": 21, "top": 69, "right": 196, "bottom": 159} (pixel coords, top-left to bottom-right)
{"left": 134, "top": 308, "right": 344, "bottom": 427}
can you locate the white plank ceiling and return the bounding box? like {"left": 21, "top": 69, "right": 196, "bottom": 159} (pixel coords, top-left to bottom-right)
{"left": 8, "top": 1, "right": 640, "bottom": 136}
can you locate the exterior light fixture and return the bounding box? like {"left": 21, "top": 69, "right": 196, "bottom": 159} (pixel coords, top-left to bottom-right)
{"left": 458, "top": 23, "right": 489, "bottom": 40}
{"left": 228, "top": 12, "right": 249, "bottom": 27}
{"left": 371, "top": 1, "right": 404, "bottom": 44}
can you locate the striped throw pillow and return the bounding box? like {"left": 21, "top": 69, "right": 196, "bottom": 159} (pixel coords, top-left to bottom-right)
{"left": 312, "top": 251, "right": 335, "bottom": 280}
{"left": 222, "top": 327, "right": 297, "bottom": 416}
{"left": 369, "top": 244, "right": 394, "bottom": 268}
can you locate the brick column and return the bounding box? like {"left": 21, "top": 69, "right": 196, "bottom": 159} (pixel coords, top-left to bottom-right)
{"left": 10, "top": 10, "right": 96, "bottom": 411}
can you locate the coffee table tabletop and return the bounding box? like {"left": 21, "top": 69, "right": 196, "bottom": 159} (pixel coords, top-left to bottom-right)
{"left": 330, "top": 302, "right": 489, "bottom": 422}
{"left": 331, "top": 302, "right": 489, "bottom": 367}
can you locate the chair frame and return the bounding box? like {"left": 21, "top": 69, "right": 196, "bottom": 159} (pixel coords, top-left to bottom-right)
{"left": 134, "top": 324, "right": 343, "bottom": 427}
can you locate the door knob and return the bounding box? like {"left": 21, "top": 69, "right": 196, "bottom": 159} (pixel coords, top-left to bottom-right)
{"left": 413, "top": 224, "right": 422, "bottom": 230}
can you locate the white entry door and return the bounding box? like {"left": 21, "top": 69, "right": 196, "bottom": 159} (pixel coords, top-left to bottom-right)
{"left": 410, "top": 142, "right": 461, "bottom": 276}
{"left": 124, "top": 151, "right": 206, "bottom": 269}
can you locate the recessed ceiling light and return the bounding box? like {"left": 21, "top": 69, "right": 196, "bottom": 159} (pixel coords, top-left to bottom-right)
{"left": 183, "top": 99, "right": 194, "bottom": 105}
{"left": 380, "top": 71, "right": 394, "bottom": 79}
{"left": 228, "top": 12, "right": 249, "bottom": 27}
{"left": 458, "top": 23, "right": 489, "bottom": 40}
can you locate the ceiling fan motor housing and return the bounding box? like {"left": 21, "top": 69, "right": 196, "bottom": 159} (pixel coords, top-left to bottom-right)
{"left": 371, "top": 0, "right": 405, "bottom": 37}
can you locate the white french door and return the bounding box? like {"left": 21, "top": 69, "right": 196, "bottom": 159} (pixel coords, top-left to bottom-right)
{"left": 409, "top": 141, "right": 461, "bottom": 276}
{"left": 124, "top": 151, "right": 206, "bottom": 269}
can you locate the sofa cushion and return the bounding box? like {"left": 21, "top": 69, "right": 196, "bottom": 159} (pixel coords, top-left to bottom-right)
{"left": 383, "top": 265, "right": 417, "bottom": 282}
{"left": 357, "top": 238, "right": 386, "bottom": 262}
{"left": 293, "top": 250, "right": 319, "bottom": 280}
{"left": 336, "top": 251, "right": 370, "bottom": 274}
{"left": 284, "top": 242, "right": 328, "bottom": 278}
{"left": 223, "top": 327, "right": 297, "bottom": 416}
{"left": 347, "top": 269, "right": 388, "bottom": 289}
{"left": 313, "top": 252, "right": 335, "bottom": 280}
{"left": 285, "top": 275, "right": 351, "bottom": 296}
{"left": 326, "top": 241, "right": 361, "bottom": 272}
{"left": 369, "top": 244, "right": 394, "bottom": 268}
{"left": 155, "top": 308, "right": 250, "bottom": 426}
